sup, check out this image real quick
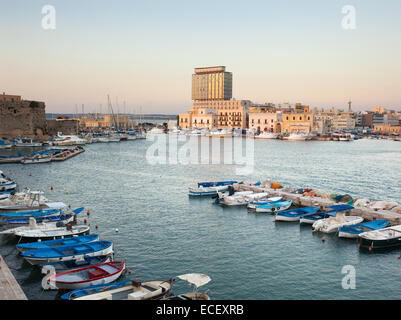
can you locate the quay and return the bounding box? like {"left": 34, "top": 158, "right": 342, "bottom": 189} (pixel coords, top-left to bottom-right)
{"left": 0, "top": 255, "right": 27, "bottom": 300}
{"left": 237, "top": 183, "right": 401, "bottom": 225}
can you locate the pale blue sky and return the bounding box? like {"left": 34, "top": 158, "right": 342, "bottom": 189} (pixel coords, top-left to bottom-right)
{"left": 1, "top": 0, "right": 400, "bottom": 113}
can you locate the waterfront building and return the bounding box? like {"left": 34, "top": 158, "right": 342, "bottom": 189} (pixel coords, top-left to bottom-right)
{"left": 248, "top": 111, "right": 282, "bottom": 133}
{"left": 281, "top": 112, "right": 314, "bottom": 134}
{"left": 1, "top": 92, "right": 22, "bottom": 103}
{"left": 331, "top": 112, "right": 356, "bottom": 131}
{"left": 192, "top": 66, "right": 232, "bottom": 101}
{"left": 373, "top": 125, "right": 401, "bottom": 135}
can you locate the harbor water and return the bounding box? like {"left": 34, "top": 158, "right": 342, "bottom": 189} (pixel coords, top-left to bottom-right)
{"left": 0, "top": 137, "right": 401, "bottom": 299}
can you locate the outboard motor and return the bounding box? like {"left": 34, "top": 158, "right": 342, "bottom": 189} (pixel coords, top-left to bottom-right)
{"left": 228, "top": 185, "right": 235, "bottom": 196}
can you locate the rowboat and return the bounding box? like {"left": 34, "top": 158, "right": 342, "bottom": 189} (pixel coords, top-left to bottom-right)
{"left": 219, "top": 192, "right": 268, "bottom": 206}
{"left": 299, "top": 205, "right": 354, "bottom": 224}
{"left": 164, "top": 273, "right": 211, "bottom": 301}
{"left": 42, "top": 255, "right": 112, "bottom": 272}
{"left": 46, "top": 261, "right": 125, "bottom": 290}
{"left": 312, "top": 213, "right": 363, "bottom": 233}
{"left": 247, "top": 197, "right": 283, "bottom": 209}
{"left": 338, "top": 220, "right": 389, "bottom": 239}
{"left": 21, "top": 240, "right": 113, "bottom": 265}
{"left": 255, "top": 200, "right": 292, "bottom": 213}
{"left": 197, "top": 181, "right": 237, "bottom": 188}
{"left": 66, "top": 278, "right": 174, "bottom": 300}
{"left": 359, "top": 225, "right": 401, "bottom": 250}
{"left": 274, "top": 206, "right": 320, "bottom": 222}
{"left": 16, "top": 234, "right": 100, "bottom": 253}
{"left": 13, "top": 224, "right": 91, "bottom": 242}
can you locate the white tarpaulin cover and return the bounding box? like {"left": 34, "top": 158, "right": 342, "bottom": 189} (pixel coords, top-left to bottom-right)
{"left": 177, "top": 273, "right": 211, "bottom": 288}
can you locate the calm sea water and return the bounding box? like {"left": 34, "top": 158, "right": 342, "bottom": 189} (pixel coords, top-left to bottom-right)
{"left": 0, "top": 137, "right": 401, "bottom": 300}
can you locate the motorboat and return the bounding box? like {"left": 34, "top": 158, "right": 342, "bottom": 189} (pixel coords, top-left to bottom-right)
{"left": 206, "top": 129, "right": 232, "bottom": 138}
{"left": 164, "top": 273, "right": 211, "bottom": 301}
{"left": 312, "top": 213, "right": 363, "bottom": 233}
{"left": 12, "top": 138, "right": 43, "bottom": 147}
{"left": 338, "top": 220, "right": 389, "bottom": 239}
{"left": 0, "top": 190, "right": 67, "bottom": 212}
{"left": 219, "top": 192, "right": 268, "bottom": 206}
{"left": 0, "top": 170, "right": 17, "bottom": 191}
{"left": 247, "top": 197, "right": 283, "bottom": 209}
{"left": 21, "top": 154, "right": 52, "bottom": 164}
{"left": 53, "top": 133, "right": 87, "bottom": 146}
{"left": 254, "top": 132, "right": 278, "bottom": 139}
{"left": 299, "top": 205, "right": 354, "bottom": 225}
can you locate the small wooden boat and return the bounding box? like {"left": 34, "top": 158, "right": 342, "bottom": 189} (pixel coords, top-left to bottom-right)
{"left": 338, "top": 220, "right": 389, "bottom": 239}
{"left": 47, "top": 261, "right": 125, "bottom": 290}
{"left": 164, "top": 273, "right": 211, "bottom": 300}
{"left": 21, "top": 240, "right": 113, "bottom": 265}
{"left": 16, "top": 233, "right": 99, "bottom": 253}
{"left": 197, "top": 181, "right": 238, "bottom": 188}
{"left": 299, "top": 205, "right": 354, "bottom": 224}
{"left": 255, "top": 200, "right": 292, "bottom": 213}
{"left": 312, "top": 213, "right": 363, "bottom": 233}
{"left": 275, "top": 206, "right": 320, "bottom": 222}
{"left": 359, "top": 225, "right": 401, "bottom": 250}
{"left": 67, "top": 278, "right": 174, "bottom": 300}
{"left": 0, "top": 208, "right": 62, "bottom": 220}
{"left": 42, "top": 255, "right": 112, "bottom": 272}
{"left": 188, "top": 185, "right": 230, "bottom": 197}
{"left": 21, "top": 154, "right": 52, "bottom": 164}
{"left": 220, "top": 192, "right": 268, "bottom": 206}
{"left": 247, "top": 197, "right": 283, "bottom": 209}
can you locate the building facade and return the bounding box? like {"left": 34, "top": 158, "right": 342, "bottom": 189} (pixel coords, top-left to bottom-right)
{"left": 192, "top": 66, "right": 232, "bottom": 101}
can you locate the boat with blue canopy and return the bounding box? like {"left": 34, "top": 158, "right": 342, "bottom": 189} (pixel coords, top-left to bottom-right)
{"left": 254, "top": 200, "right": 292, "bottom": 213}
{"left": 275, "top": 206, "right": 320, "bottom": 222}
{"left": 247, "top": 197, "right": 283, "bottom": 209}
{"left": 299, "top": 204, "right": 354, "bottom": 225}
{"left": 21, "top": 240, "right": 114, "bottom": 265}
{"left": 16, "top": 233, "right": 99, "bottom": 253}
{"left": 338, "top": 219, "right": 389, "bottom": 238}
{"left": 0, "top": 208, "right": 62, "bottom": 220}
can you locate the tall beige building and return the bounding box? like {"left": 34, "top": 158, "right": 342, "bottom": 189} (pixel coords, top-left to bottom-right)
{"left": 192, "top": 66, "right": 232, "bottom": 101}
{"left": 179, "top": 66, "right": 249, "bottom": 130}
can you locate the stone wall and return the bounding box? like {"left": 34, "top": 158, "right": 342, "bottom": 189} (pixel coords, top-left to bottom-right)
{"left": 0, "top": 100, "right": 48, "bottom": 139}
{"left": 47, "top": 119, "right": 79, "bottom": 135}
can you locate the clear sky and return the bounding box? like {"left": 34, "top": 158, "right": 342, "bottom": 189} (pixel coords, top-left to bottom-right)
{"left": 1, "top": 0, "right": 401, "bottom": 113}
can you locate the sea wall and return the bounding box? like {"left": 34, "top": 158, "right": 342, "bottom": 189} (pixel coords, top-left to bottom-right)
{"left": 47, "top": 119, "right": 79, "bottom": 135}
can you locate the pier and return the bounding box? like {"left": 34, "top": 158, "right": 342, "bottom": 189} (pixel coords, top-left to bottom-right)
{"left": 0, "top": 255, "right": 27, "bottom": 300}
{"left": 237, "top": 184, "right": 401, "bottom": 225}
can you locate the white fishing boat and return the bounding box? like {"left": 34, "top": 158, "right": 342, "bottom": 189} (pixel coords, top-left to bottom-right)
{"left": 0, "top": 190, "right": 66, "bottom": 211}
{"left": 285, "top": 132, "right": 310, "bottom": 141}
{"left": 254, "top": 132, "right": 278, "bottom": 139}
{"left": 254, "top": 200, "right": 293, "bottom": 213}
{"left": 0, "top": 170, "right": 17, "bottom": 191}
{"left": 0, "top": 139, "right": 12, "bottom": 149}
{"left": 219, "top": 192, "right": 268, "bottom": 206}
{"left": 188, "top": 185, "right": 230, "bottom": 197}
{"left": 164, "top": 273, "right": 211, "bottom": 300}
{"left": 206, "top": 129, "right": 232, "bottom": 138}
{"left": 13, "top": 138, "right": 43, "bottom": 147}
{"left": 147, "top": 127, "right": 165, "bottom": 135}
{"left": 53, "top": 133, "right": 87, "bottom": 146}
{"left": 312, "top": 213, "right": 363, "bottom": 233}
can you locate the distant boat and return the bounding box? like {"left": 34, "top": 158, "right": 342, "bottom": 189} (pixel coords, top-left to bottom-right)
{"left": 299, "top": 205, "right": 354, "bottom": 225}
{"left": 359, "top": 225, "right": 401, "bottom": 250}
{"left": 255, "top": 200, "right": 293, "bottom": 213}
{"left": 285, "top": 132, "right": 311, "bottom": 141}
{"left": 147, "top": 127, "right": 165, "bottom": 135}
{"left": 189, "top": 185, "right": 231, "bottom": 197}
{"left": 0, "top": 139, "right": 12, "bottom": 149}
{"left": 0, "top": 170, "right": 17, "bottom": 191}
{"left": 254, "top": 132, "right": 278, "bottom": 139}
{"left": 220, "top": 192, "right": 268, "bottom": 206}
{"left": 274, "top": 206, "right": 320, "bottom": 222}
{"left": 47, "top": 261, "right": 126, "bottom": 290}
{"left": 312, "top": 213, "right": 363, "bottom": 233}
{"left": 12, "top": 138, "right": 43, "bottom": 147}
{"left": 206, "top": 129, "right": 232, "bottom": 138}
{"left": 16, "top": 233, "right": 98, "bottom": 253}
{"left": 338, "top": 220, "right": 389, "bottom": 239}
{"left": 21, "top": 240, "right": 113, "bottom": 265}
{"left": 21, "top": 154, "right": 52, "bottom": 164}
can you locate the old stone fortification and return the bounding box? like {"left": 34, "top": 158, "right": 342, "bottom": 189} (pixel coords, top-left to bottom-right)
{"left": 0, "top": 99, "right": 48, "bottom": 139}
{"left": 47, "top": 119, "right": 79, "bottom": 135}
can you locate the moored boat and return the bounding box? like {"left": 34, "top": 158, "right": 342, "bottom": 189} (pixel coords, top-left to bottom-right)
{"left": 274, "top": 206, "right": 319, "bottom": 222}
{"left": 42, "top": 255, "right": 112, "bottom": 272}
{"left": 163, "top": 273, "right": 211, "bottom": 301}
{"left": 21, "top": 154, "right": 52, "bottom": 164}
{"left": 299, "top": 204, "right": 354, "bottom": 225}
{"left": 312, "top": 213, "right": 363, "bottom": 233}
{"left": 16, "top": 233, "right": 99, "bottom": 253}
{"left": 46, "top": 261, "right": 126, "bottom": 290}
{"left": 21, "top": 240, "right": 113, "bottom": 265}
{"left": 254, "top": 132, "right": 278, "bottom": 139}
{"left": 247, "top": 197, "right": 283, "bottom": 209}
{"left": 254, "top": 200, "right": 292, "bottom": 213}
{"left": 359, "top": 225, "right": 401, "bottom": 250}
{"left": 219, "top": 192, "right": 268, "bottom": 206}
{"left": 338, "top": 220, "right": 389, "bottom": 239}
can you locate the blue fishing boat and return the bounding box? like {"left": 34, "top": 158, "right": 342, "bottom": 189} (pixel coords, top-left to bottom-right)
{"left": 299, "top": 204, "right": 354, "bottom": 225}
{"left": 0, "top": 208, "right": 62, "bottom": 220}
{"left": 60, "top": 279, "right": 133, "bottom": 300}
{"left": 21, "top": 240, "right": 114, "bottom": 265}
{"left": 254, "top": 200, "right": 292, "bottom": 213}
{"left": 16, "top": 233, "right": 99, "bottom": 253}
{"left": 1, "top": 207, "right": 84, "bottom": 225}
{"left": 275, "top": 206, "right": 320, "bottom": 222}
{"left": 338, "top": 219, "right": 389, "bottom": 238}
{"left": 42, "top": 255, "right": 112, "bottom": 272}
